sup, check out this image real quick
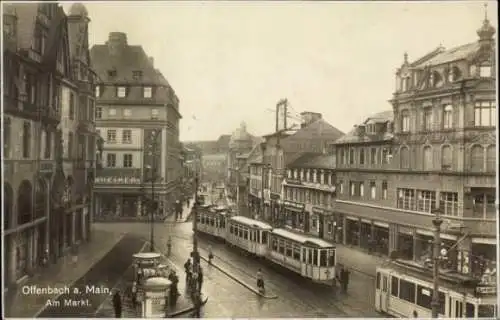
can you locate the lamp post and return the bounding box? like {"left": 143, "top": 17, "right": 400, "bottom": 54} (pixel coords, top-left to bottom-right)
{"left": 146, "top": 129, "right": 160, "bottom": 252}
{"left": 431, "top": 215, "right": 443, "bottom": 318}
{"left": 191, "top": 171, "right": 200, "bottom": 272}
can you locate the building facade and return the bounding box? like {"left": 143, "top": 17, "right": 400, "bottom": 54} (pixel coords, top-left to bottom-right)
{"left": 91, "top": 32, "right": 182, "bottom": 220}
{"left": 333, "top": 16, "right": 496, "bottom": 288}
{"left": 3, "top": 3, "right": 97, "bottom": 288}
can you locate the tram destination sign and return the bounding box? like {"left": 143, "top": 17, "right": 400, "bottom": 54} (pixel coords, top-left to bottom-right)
{"left": 95, "top": 176, "right": 141, "bottom": 184}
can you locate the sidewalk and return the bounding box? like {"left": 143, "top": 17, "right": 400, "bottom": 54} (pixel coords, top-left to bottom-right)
{"left": 4, "top": 229, "right": 126, "bottom": 318}
{"left": 165, "top": 198, "right": 195, "bottom": 223}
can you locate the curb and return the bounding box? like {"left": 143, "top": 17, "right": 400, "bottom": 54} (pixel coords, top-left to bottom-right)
{"left": 198, "top": 255, "right": 277, "bottom": 299}
{"left": 166, "top": 296, "right": 209, "bottom": 318}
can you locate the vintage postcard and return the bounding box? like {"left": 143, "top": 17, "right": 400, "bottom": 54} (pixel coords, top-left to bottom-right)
{"left": 2, "top": 1, "right": 498, "bottom": 318}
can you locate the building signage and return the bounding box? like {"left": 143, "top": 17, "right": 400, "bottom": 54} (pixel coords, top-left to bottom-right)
{"left": 95, "top": 176, "right": 141, "bottom": 184}
{"left": 312, "top": 207, "right": 324, "bottom": 214}
{"left": 475, "top": 285, "right": 497, "bottom": 295}
{"left": 286, "top": 179, "right": 302, "bottom": 185}
{"left": 283, "top": 200, "right": 305, "bottom": 210}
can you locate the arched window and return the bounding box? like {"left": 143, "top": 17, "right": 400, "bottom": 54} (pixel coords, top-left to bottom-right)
{"left": 470, "top": 145, "right": 484, "bottom": 171}
{"left": 441, "top": 145, "right": 452, "bottom": 171}
{"left": 400, "top": 146, "right": 410, "bottom": 169}
{"left": 423, "top": 146, "right": 433, "bottom": 170}
{"left": 359, "top": 148, "right": 365, "bottom": 165}
{"left": 17, "top": 180, "right": 33, "bottom": 225}
{"left": 431, "top": 71, "right": 443, "bottom": 87}
{"left": 451, "top": 66, "right": 462, "bottom": 81}
{"left": 401, "top": 110, "right": 410, "bottom": 132}
{"left": 4, "top": 183, "right": 13, "bottom": 229}
{"left": 443, "top": 105, "right": 453, "bottom": 129}
{"left": 486, "top": 145, "right": 496, "bottom": 172}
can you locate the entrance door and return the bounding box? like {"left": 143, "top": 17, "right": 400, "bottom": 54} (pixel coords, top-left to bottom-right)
{"left": 379, "top": 274, "right": 389, "bottom": 312}
{"left": 448, "top": 297, "right": 464, "bottom": 318}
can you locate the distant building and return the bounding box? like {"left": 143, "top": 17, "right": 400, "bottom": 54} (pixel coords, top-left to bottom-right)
{"left": 184, "top": 135, "right": 231, "bottom": 183}
{"left": 90, "top": 32, "right": 182, "bottom": 219}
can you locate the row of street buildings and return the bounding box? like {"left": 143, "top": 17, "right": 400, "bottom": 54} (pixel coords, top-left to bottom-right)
{"left": 3, "top": 3, "right": 183, "bottom": 288}
{"left": 211, "top": 13, "right": 496, "bottom": 298}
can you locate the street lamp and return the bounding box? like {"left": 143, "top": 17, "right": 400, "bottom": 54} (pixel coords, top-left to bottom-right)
{"left": 191, "top": 171, "right": 201, "bottom": 273}
{"left": 146, "top": 129, "right": 160, "bottom": 252}
{"left": 431, "top": 214, "right": 443, "bottom": 318}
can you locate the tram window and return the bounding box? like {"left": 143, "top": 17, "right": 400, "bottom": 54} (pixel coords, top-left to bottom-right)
{"left": 328, "top": 250, "right": 335, "bottom": 266}
{"left": 308, "top": 249, "right": 313, "bottom": 264}
{"left": 230, "top": 226, "right": 234, "bottom": 234}
{"left": 278, "top": 240, "right": 285, "bottom": 254}
{"left": 196, "top": 215, "right": 201, "bottom": 222}
{"left": 221, "top": 219, "right": 225, "bottom": 228}
{"left": 302, "top": 248, "right": 307, "bottom": 262}
{"left": 244, "top": 230, "right": 248, "bottom": 240}
{"left": 313, "top": 249, "right": 318, "bottom": 266}
{"left": 238, "top": 229, "right": 243, "bottom": 237}
{"left": 272, "top": 239, "right": 278, "bottom": 251}
{"left": 320, "top": 250, "right": 327, "bottom": 267}
{"left": 438, "top": 292, "right": 445, "bottom": 315}
{"left": 376, "top": 273, "right": 381, "bottom": 290}
{"left": 210, "top": 218, "right": 215, "bottom": 226}
{"left": 398, "top": 279, "right": 416, "bottom": 303}
{"left": 293, "top": 246, "right": 301, "bottom": 260}
{"left": 285, "top": 245, "right": 292, "bottom": 257}
{"left": 262, "top": 232, "right": 267, "bottom": 244}
{"left": 465, "top": 303, "right": 475, "bottom": 318}
{"left": 416, "top": 285, "right": 432, "bottom": 310}
{"left": 391, "top": 276, "right": 399, "bottom": 297}
{"left": 478, "top": 305, "right": 496, "bottom": 318}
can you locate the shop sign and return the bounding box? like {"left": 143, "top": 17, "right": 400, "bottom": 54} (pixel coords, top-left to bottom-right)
{"left": 286, "top": 179, "right": 302, "bottom": 185}
{"left": 95, "top": 176, "right": 141, "bottom": 184}
{"left": 283, "top": 200, "right": 305, "bottom": 210}
{"left": 312, "top": 207, "right": 324, "bottom": 214}
{"left": 475, "top": 285, "right": 497, "bottom": 295}
{"left": 270, "top": 193, "right": 280, "bottom": 200}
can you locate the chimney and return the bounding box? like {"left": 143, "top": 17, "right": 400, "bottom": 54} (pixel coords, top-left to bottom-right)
{"left": 358, "top": 124, "right": 366, "bottom": 136}
{"left": 106, "top": 32, "right": 127, "bottom": 55}
{"left": 149, "top": 57, "right": 154, "bottom": 67}
{"left": 300, "top": 111, "right": 322, "bottom": 128}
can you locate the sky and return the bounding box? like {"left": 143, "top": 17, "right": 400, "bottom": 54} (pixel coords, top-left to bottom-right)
{"left": 61, "top": 1, "right": 498, "bottom": 141}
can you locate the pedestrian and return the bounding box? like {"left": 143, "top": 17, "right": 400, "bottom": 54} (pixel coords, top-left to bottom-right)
{"left": 208, "top": 245, "right": 214, "bottom": 265}
{"left": 168, "top": 270, "right": 179, "bottom": 305}
{"left": 192, "top": 291, "right": 202, "bottom": 318}
{"left": 112, "top": 290, "right": 122, "bottom": 318}
{"left": 184, "top": 259, "right": 192, "bottom": 284}
{"left": 131, "top": 281, "right": 138, "bottom": 309}
{"left": 192, "top": 266, "right": 199, "bottom": 292}
{"left": 197, "top": 266, "right": 204, "bottom": 293}
{"left": 342, "top": 268, "right": 350, "bottom": 293}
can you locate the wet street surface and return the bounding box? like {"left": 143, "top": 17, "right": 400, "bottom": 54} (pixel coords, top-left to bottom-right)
{"left": 37, "top": 235, "right": 145, "bottom": 317}
{"left": 94, "top": 222, "right": 382, "bottom": 317}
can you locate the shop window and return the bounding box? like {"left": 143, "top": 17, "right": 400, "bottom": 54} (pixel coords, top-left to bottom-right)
{"left": 466, "top": 303, "right": 475, "bottom": 318}
{"left": 391, "top": 276, "right": 399, "bottom": 296}
{"left": 478, "top": 305, "right": 495, "bottom": 318}
{"left": 398, "top": 279, "right": 415, "bottom": 303}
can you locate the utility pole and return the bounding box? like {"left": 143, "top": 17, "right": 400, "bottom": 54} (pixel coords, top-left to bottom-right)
{"left": 235, "top": 167, "right": 240, "bottom": 215}
{"left": 148, "top": 129, "right": 159, "bottom": 252}
{"left": 191, "top": 170, "right": 200, "bottom": 275}
{"left": 431, "top": 215, "right": 443, "bottom": 318}
{"left": 273, "top": 99, "right": 288, "bottom": 227}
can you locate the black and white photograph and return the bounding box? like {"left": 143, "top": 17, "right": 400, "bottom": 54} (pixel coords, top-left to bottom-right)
{"left": 1, "top": 0, "right": 498, "bottom": 318}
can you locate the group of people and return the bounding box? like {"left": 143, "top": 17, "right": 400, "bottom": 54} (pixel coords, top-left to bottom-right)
{"left": 184, "top": 258, "right": 204, "bottom": 293}
{"left": 174, "top": 196, "right": 192, "bottom": 220}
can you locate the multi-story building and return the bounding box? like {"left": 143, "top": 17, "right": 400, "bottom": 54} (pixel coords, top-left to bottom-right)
{"left": 333, "top": 15, "right": 496, "bottom": 288}
{"left": 3, "top": 3, "right": 97, "bottom": 288}
{"left": 91, "top": 32, "right": 182, "bottom": 219}
{"left": 260, "top": 111, "right": 344, "bottom": 224}
{"left": 181, "top": 145, "right": 202, "bottom": 196}
{"left": 282, "top": 153, "right": 337, "bottom": 238}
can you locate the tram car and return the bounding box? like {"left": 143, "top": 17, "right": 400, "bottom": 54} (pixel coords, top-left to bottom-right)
{"left": 226, "top": 215, "right": 273, "bottom": 257}
{"left": 195, "top": 205, "right": 229, "bottom": 240}
{"left": 375, "top": 265, "right": 497, "bottom": 318}
{"left": 267, "top": 228, "right": 336, "bottom": 282}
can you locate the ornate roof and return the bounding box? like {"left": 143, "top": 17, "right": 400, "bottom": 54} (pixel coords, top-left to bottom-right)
{"left": 68, "top": 3, "right": 88, "bottom": 18}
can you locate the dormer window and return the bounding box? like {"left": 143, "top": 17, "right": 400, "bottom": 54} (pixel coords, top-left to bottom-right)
{"left": 107, "top": 70, "right": 117, "bottom": 78}
{"left": 430, "top": 71, "right": 443, "bottom": 87}
{"left": 143, "top": 87, "right": 153, "bottom": 98}
{"left": 479, "top": 64, "right": 492, "bottom": 77}
{"left": 448, "top": 66, "right": 462, "bottom": 82}
{"left": 132, "top": 71, "right": 143, "bottom": 80}
{"left": 117, "top": 86, "right": 126, "bottom": 98}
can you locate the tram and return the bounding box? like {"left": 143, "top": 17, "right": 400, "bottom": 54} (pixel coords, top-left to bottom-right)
{"left": 375, "top": 265, "right": 497, "bottom": 318}
{"left": 267, "top": 228, "right": 336, "bottom": 282}
{"left": 226, "top": 216, "right": 273, "bottom": 257}
{"left": 196, "top": 205, "right": 229, "bottom": 240}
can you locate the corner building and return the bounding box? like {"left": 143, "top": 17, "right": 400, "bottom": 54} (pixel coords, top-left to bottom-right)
{"left": 333, "top": 16, "right": 496, "bottom": 282}
{"left": 91, "top": 32, "right": 182, "bottom": 219}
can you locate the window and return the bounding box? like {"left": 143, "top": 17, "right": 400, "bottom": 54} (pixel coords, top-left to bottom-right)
{"left": 339, "top": 149, "right": 345, "bottom": 165}
{"left": 95, "top": 85, "right": 100, "bottom": 97}
{"left": 123, "top": 154, "right": 133, "bottom": 167}
{"left": 67, "top": 132, "right": 73, "bottom": 159}
{"left": 370, "top": 182, "right": 376, "bottom": 199}
{"left": 69, "top": 92, "right": 75, "bottom": 120}
{"left": 479, "top": 65, "right": 492, "bottom": 77}
{"left": 123, "top": 109, "right": 132, "bottom": 117}
{"left": 474, "top": 101, "right": 496, "bottom": 127}
{"left": 401, "top": 110, "right": 410, "bottom": 132}
{"left": 360, "top": 183, "right": 364, "bottom": 197}
{"left": 117, "top": 86, "right": 126, "bottom": 98}
{"left": 398, "top": 279, "right": 416, "bottom": 303}
{"left": 143, "top": 87, "right": 152, "bottom": 98}
{"left": 416, "top": 285, "right": 432, "bottom": 309}
{"left": 96, "top": 107, "right": 102, "bottom": 119}
{"left": 417, "top": 190, "right": 436, "bottom": 212}
{"left": 349, "top": 148, "right": 355, "bottom": 165}
{"left": 443, "top": 105, "right": 453, "bottom": 129}
{"left": 398, "top": 188, "right": 415, "bottom": 210}
{"left": 470, "top": 145, "right": 484, "bottom": 171}
{"left": 132, "top": 71, "right": 143, "bottom": 80}
{"left": 350, "top": 182, "right": 356, "bottom": 196}
{"left": 359, "top": 148, "right": 365, "bottom": 165}
{"left": 440, "top": 192, "right": 459, "bottom": 216}
{"left": 44, "top": 131, "right": 51, "bottom": 159}
{"left": 400, "top": 146, "right": 410, "bottom": 169}
{"left": 327, "top": 223, "right": 333, "bottom": 234}
{"left": 423, "top": 146, "right": 432, "bottom": 170}
{"left": 391, "top": 276, "right": 399, "bottom": 297}
{"left": 122, "top": 130, "right": 132, "bottom": 144}
{"left": 370, "top": 148, "right": 377, "bottom": 165}
{"left": 4, "top": 118, "right": 11, "bottom": 158}
{"left": 382, "top": 147, "right": 392, "bottom": 164}
{"left": 382, "top": 181, "right": 388, "bottom": 200}
{"left": 339, "top": 180, "right": 344, "bottom": 194}
{"left": 441, "top": 145, "right": 452, "bottom": 171}
{"left": 423, "top": 108, "right": 433, "bottom": 131}
{"left": 106, "top": 153, "right": 116, "bottom": 167}
{"left": 486, "top": 146, "right": 495, "bottom": 172}
{"left": 109, "top": 108, "right": 117, "bottom": 116}
{"left": 107, "top": 130, "right": 117, "bottom": 143}
{"left": 107, "top": 70, "right": 117, "bottom": 78}
{"left": 22, "top": 122, "right": 31, "bottom": 158}
{"left": 151, "top": 108, "right": 159, "bottom": 119}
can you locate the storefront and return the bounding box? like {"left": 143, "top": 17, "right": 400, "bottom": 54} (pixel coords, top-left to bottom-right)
{"left": 270, "top": 193, "right": 281, "bottom": 225}
{"left": 397, "top": 226, "right": 414, "bottom": 260}
{"left": 373, "top": 222, "right": 389, "bottom": 256}
{"left": 282, "top": 200, "right": 305, "bottom": 230}
{"left": 345, "top": 217, "right": 360, "bottom": 246}
{"left": 310, "top": 207, "right": 332, "bottom": 238}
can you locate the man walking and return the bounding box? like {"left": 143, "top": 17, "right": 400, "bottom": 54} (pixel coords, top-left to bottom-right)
{"left": 112, "top": 290, "right": 122, "bottom": 318}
